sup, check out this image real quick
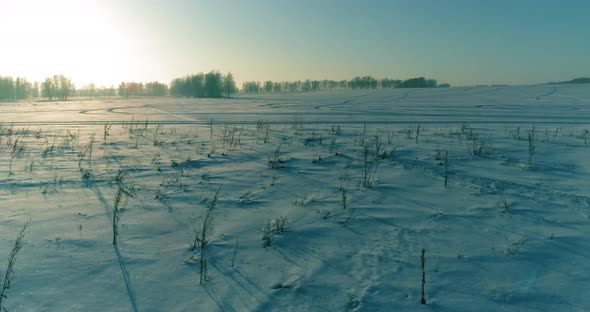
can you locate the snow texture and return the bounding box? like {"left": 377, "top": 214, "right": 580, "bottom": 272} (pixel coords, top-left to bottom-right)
{"left": 1, "top": 84, "right": 590, "bottom": 311}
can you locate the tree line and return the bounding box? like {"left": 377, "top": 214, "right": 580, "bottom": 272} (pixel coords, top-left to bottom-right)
{"left": 41, "top": 75, "right": 75, "bottom": 101}
{"left": 76, "top": 81, "right": 169, "bottom": 97}
{"left": 1, "top": 75, "right": 76, "bottom": 101}
{"left": 76, "top": 84, "right": 117, "bottom": 97}
{"left": 0, "top": 76, "right": 39, "bottom": 101}
{"left": 0, "top": 75, "right": 174, "bottom": 101}
{"left": 241, "top": 76, "right": 444, "bottom": 93}
{"left": 118, "top": 81, "right": 169, "bottom": 97}
{"left": 1, "top": 72, "right": 448, "bottom": 101}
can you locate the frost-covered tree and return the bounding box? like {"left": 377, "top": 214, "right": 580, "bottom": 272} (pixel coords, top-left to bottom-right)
{"left": 0, "top": 76, "right": 36, "bottom": 101}
{"left": 204, "top": 71, "right": 222, "bottom": 98}
{"left": 263, "top": 81, "right": 273, "bottom": 93}
{"left": 223, "top": 72, "right": 237, "bottom": 98}
{"left": 170, "top": 71, "right": 225, "bottom": 98}
{"left": 42, "top": 75, "right": 74, "bottom": 100}
{"left": 242, "top": 81, "right": 261, "bottom": 93}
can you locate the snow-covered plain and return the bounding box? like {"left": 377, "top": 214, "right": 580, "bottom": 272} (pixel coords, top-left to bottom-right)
{"left": 1, "top": 84, "right": 590, "bottom": 311}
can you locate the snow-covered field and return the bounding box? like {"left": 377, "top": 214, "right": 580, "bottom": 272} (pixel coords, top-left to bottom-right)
{"left": 1, "top": 84, "right": 590, "bottom": 311}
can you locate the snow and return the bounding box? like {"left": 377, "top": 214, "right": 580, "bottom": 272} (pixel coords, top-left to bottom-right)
{"left": 1, "top": 84, "right": 590, "bottom": 311}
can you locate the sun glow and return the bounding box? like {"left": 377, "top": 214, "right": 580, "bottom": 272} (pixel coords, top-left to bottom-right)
{"left": 0, "top": 0, "right": 147, "bottom": 87}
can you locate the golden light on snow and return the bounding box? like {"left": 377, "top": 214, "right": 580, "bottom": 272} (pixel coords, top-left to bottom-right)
{"left": 0, "top": 0, "right": 151, "bottom": 87}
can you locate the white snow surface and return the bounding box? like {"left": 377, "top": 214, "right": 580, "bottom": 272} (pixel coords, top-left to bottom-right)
{"left": 1, "top": 84, "right": 590, "bottom": 311}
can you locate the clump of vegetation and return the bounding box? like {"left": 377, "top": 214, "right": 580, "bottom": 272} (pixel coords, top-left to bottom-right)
{"left": 331, "top": 124, "right": 342, "bottom": 136}
{"left": 190, "top": 190, "right": 220, "bottom": 283}
{"left": 339, "top": 187, "right": 355, "bottom": 223}
{"left": 420, "top": 248, "right": 427, "bottom": 305}
{"left": 465, "top": 132, "right": 491, "bottom": 157}
{"left": 113, "top": 187, "right": 134, "bottom": 244}
{"left": 256, "top": 120, "right": 272, "bottom": 144}
{"left": 527, "top": 126, "right": 536, "bottom": 169}
{"left": 78, "top": 136, "right": 95, "bottom": 178}
{"left": 103, "top": 122, "right": 113, "bottom": 144}
{"left": 509, "top": 127, "right": 521, "bottom": 140}
{"left": 8, "top": 137, "right": 25, "bottom": 176}
{"left": 498, "top": 196, "right": 510, "bottom": 214}
{"left": 443, "top": 149, "right": 449, "bottom": 188}
{"left": 0, "top": 220, "right": 30, "bottom": 312}
{"left": 268, "top": 144, "right": 285, "bottom": 169}
{"left": 341, "top": 187, "right": 348, "bottom": 210}
{"left": 505, "top": 236, "right": 527, "bottom": 256}
{"left": 222, "top": 125, "right": 241, "bottom": 150}
{"left": 261, "top": 217, "right": 287, "bottom": 248}
{"left": 231, "top": 237, "right": 239, "bottom": 268}
{"left": 361, "top": 143, "right": 379, "bottom": 188}
{"left": 153, "top": 124, "right": 162, "bottom": 146}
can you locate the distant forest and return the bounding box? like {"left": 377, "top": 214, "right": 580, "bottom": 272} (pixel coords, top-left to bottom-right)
{"left": 242, "top": 76, "right": 441, "bottom": 93}
{"left": 169, "top": 72, "right": 237, "bottom": 98}
{"left": 548, "top": 77, "right": 590, "bottom": 85}
{"left": 0, "top": 75, "right": 75, "bottom": 101}
{"left": 0, "top": 72, "right": 445, "bottom": 101}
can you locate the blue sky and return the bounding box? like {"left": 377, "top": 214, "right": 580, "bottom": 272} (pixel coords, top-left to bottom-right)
{"left": 1, "top": 0, "right": 589, "bottom": 86}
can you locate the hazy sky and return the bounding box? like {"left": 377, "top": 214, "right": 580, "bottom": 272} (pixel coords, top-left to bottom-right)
{"left": 1, "top": 0, "right": 589, "bottom": 87}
